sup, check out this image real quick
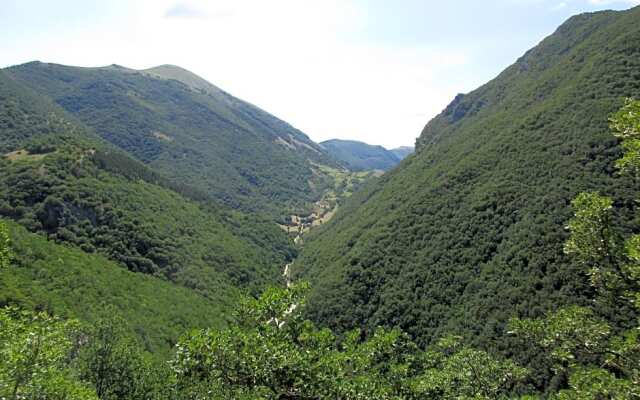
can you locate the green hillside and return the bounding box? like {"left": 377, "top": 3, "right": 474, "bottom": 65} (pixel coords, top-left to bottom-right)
{"left": 0, "top": 68, "right": 293, "bottom": 293}
{"left": 320, "top": 139, "right": 401, "bottom": 171}
{"left": 0, "top": 69, "right": 297, "bottom": 347}
{"left": 0, "top": 146, "right": 292, "bottom": 294}
{"left": 296, "top": 6, "right": 640, "bottom": 353}
{"left": 0, "top": 69, "right": 96, "bottom": 153}
{"left": 4, "top": 62, "right": 339, "bottom": 216}
{"left": 0, "top": 220, "right": 226, "bottom": 357}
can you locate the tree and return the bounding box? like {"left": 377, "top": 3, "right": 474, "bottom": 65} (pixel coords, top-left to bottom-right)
{"left": 0, "top": 307, "right": 97, "bottom": 400}
{"left": 77, "top": 311, "right": 168, "bottom": 400}
{"left": 0, "top": 220, "right": 10, "bottom": 269}
{"left": 171, "top": 283, "right": 525, "bottom": 399}
{"left": 510, "top": 99, "right": 640, "bottom": 399}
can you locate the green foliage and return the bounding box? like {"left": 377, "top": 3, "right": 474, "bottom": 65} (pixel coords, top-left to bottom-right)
{"left": 0, "top": 69, "right": 87, "bottom": 155}
{"left": 0, "top": 220, "right": 10, "bottom": 269}
{"left": 611, "top": 98, "right": 640, "bottom": 176}
{"left": 172, "top": 284, "right": 526, "bottom": 399}
{"left": 0, "top": 67, "right": 294, "bottom": 298}
{"left": 510, "top": 99, "right": 640, "bottom": 398}
{"left": 509, "top": 306, "right": 611, "bottom": 371}
{"left": 610, "top": 98, "right": 640, "bottom": 140}
{"left": 0, "top": 307, "right": 97, "bottom": 400}
{"left": 77, "top": 312, "right": 169, "bottom": 400}
{"left": 412, "top": 335, "right": 527, "bottom": 399}
{"left": 5, "top": 62, "right": 340, "bottom": 216}
{"left": 296, "top": 7, "right": 640, "bottom": 364}
{"left": 0, "top": 221, "right": 228, "bottom": 356}
{"left": 563, "top": 193, "right": 620, "bottom": 291}
{"left": 0, "top": 146, "right": 290, "bottom": 295}
{"left": 553, "top": 367, "right": 638, "bottom": 400}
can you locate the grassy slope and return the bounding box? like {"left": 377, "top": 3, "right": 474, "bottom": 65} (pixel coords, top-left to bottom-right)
{"left": 0, "top": 220, "right": 227, "bottom": 357}
{"left": 297, "top": 7, "right": 640, "bottom": 353}
{"left": 5, "top": 62, "right": 338, "bottom": 216}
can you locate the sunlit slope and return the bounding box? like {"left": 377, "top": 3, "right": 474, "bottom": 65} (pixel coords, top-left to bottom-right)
{"left": 0, "top": 221, "right": 227, "bottom": 357}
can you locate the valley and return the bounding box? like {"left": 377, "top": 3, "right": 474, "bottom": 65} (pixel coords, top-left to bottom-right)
{"left": 278, "top": 164, "right": 381, "bottom": 240}
{"left": 1, "top": 3, "right": 640, "bottom": 399}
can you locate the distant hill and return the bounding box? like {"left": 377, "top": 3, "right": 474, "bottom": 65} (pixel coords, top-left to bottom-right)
{"left": 4, "top": 62, "right": 339, "bottom": 216}
{"left": 389, "top": 146, "right": 413, "bottom": 160}
{"left": 297, "top": 6, "right": 640, "bottom": 357}
{"left": 320, "top": 139, "right": 403, "bottom": 171}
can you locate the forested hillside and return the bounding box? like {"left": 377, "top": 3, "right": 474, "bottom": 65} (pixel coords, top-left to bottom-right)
{"left": 4, "top": 62, "right": 339, "bottom": 216}
{"left": 3, "top": 4, "right": 640, "bottom": 398}
{"left": 0, "top": 221, "right": 227, "bottom": 356}
{"left": 0, "top": 69, "right": 293, "bottom": 291}
{"left": 0, "top": 70, "right": 297, "bottom": 356}
{"left": 320, "top": 139, "right": 402, "bottom": 171}
{"left": 296, "top": 6, "right": 640, "bottom": 355}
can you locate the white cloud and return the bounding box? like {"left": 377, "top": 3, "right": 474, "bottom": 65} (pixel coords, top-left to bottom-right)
{"left": 551, "top": 2, "right": 568, "bottom": 10}
{"left": 164, "top": 2, "right": 209, "bottom": 19}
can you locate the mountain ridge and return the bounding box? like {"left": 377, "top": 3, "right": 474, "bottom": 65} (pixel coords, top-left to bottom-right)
{"left": 296, "top": 6, "right": 640, "bottom": 356}
{"left": 4, "top": 61, "right": 340, "bottom": 216}
{"left": 320, "top": 138, "right": 412, "bottom": 171}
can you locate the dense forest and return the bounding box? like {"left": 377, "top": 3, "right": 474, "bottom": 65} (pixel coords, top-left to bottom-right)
{"left": 296, "top": 7, "right": 640, "bottom": 363}
{"left": 2, "top": 102, "right": 640, "bottom": 396}
{"left": 4, "top": 62, "right": 341, "bottom": 217}
{"left": 0, "top": 68, "right": 296, "bottom": 355}
{"left": 2, "top": 4, "right": 640, "bottom": 399}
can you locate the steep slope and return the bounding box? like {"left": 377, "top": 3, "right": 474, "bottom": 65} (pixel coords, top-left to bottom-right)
{"left": 0, "top": 220, "right": 226, "bottom": 357}
{"left": 296, "top": 7, "right": 640, "bottom": 352}
{"left": 4, "top": 62, "right": 338, "bottom": 216}
{"left": 0, "top": 69, "right": 292, "bottom": 315}
{"left": 320, "top": 139, "right": 401, "bottom": 171}
{"left": 0, "top": 68, "right": 82, "bottom": 153}
{"left": 389, "top": 146, "right": 414, "bottom": 160}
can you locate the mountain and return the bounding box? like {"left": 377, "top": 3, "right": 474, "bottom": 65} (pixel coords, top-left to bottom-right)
{"left": 0, "top": 69, "right": 296, "bottom": 353}
{"left": 296, "top": 6, "right": 640, "bottom": 355}
{"left": 389, "top": 146, "right": 414, "bottom": 160}
{"left": 4, "top": 62, "right": 339, "bottom": 216}
{"left": 320, "top": 139, "right": 402, "bottom": 171}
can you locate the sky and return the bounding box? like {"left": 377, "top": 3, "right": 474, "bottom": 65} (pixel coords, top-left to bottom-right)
{"left": 1, "top": 0, "right": 639, "bottom": 148}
